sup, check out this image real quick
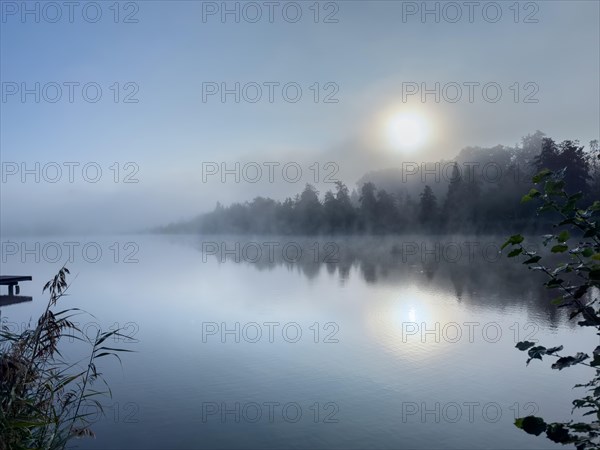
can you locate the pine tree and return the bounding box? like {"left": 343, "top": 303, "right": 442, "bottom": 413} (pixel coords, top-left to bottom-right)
{"left": 418, "top": 185, "right": 438, "bottom": 226}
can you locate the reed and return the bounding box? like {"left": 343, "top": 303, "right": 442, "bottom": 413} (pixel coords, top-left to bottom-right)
{"left": 0, "top": 267, "right": 133, "bottom": 449}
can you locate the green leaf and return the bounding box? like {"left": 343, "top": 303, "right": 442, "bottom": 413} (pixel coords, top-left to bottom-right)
{"left": 521, "top": 189, "right": 541, "bottom": 203}
{"left": 552, "top": 264, "right": 570, "bottom": 275}
{"left": 590, "top": 346, "right": 600, "bottom": 367}
{"left": 551, "top": 244, "right": 568, "bottom": 253}
{"left": 515, "top": 341, "right": 536, "bottom": 351}
{"left": 574, "top": 285, "right": 589, "bottom": 299}
{"left": 523, "top": 255, "right": 541, "bottom": 264}
{"left": 557, "top": 230, "right": 570, "bottom": 243}
{"left": 532, "top": 169, "right": 552, "bottom": 184}
{"left": 508, "top": 248, "right": 522, "bottom": 258}
{"left": 501, "top": 234, "right": 524, "bottom": 250}
{"left": 545, "top": 180, "right": 565, "bottom": 195}
{"left": 558, "top": 218, "right": 575, "bottom": 226}
{"left": 515, "top": 416, "right": 547, "bottom": 436}
{"left": 541, "top": 234, "right": 554, "bottom": 246}
{"left": 527, "top": 346, "right": 547, "bottom": 364}
{"left": 551, "top": 352, "right": 589, "bottom": 370}
{"left": 582, "top": 248, "right": 594, "bottom": 257}
{"left": 545, "top": 345, "right": 563, "bottom": 354}
{"left": 546, "top": 423, "right": 573, "bottom": 444}
{"left": 570, "top": 422, "right": 594, "bottom": 432}
{"left": 546, "top": 278, "right": 564, "bottom": 287}
{"left": 590, "top": 354, "right": 600, "bottom": 367}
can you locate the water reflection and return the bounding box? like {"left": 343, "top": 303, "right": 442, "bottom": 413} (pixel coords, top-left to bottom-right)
{"left": 189, "top": 235, "right": 573, "bottom": 328}
{"left": 0, "top": 295, "right": 33, "bottom": 307}
{"left": 1, "top": 234, "right": 588, "bottom": 450}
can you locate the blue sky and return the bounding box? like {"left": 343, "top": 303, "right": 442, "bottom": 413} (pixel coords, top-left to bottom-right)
{"left": 1, "top": 1, "right": 599, "bottom": 234}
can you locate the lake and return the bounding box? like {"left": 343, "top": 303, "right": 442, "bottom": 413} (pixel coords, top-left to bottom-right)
{"left": 0, "top": 234, "right": 595, "bottom": 449}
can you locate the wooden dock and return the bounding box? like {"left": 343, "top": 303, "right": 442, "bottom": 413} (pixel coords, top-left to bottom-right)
{"left": 0, "top": 275, "right": 32, "bottom": 296}
{"left": 0, "top": 295, "right": 32, "bottom": 307}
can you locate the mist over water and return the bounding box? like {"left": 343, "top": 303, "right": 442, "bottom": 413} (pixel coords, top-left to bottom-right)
{"left": 2, "top": 1, "right": 599, "bottom": 448}
{"left": 1, "top": 234, "right": 595, "bottom": 449}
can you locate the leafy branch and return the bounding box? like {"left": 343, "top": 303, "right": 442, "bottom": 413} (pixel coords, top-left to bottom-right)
{"left": 503, "top": 169, "right": 600, "bottom": 449}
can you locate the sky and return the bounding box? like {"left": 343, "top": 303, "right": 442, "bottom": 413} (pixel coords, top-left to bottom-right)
{"left": 1, "top": 0, "right": 599, "bottom": 235}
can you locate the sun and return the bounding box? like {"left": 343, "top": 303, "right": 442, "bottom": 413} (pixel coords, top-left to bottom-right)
{"left": 385, "top": 111, "right": 429, "bottom": 152}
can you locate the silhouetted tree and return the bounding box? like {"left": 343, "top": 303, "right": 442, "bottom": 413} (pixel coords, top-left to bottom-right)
{"left": 517, "top": 130, "right": 546, "bottom": 172}
{"left": 276, "top": 197, "right": 295, "bottom": 233}
{"left": 295, "top": 184, "right": 323, "bottom": 234}
{"left": 588, "top": 140, "right": 600, "bottom": 201}
{"left": 535, "top": 138, "right": 591, "bottom": 197}
{"left": 558, "top": 140, "right": 591, "bottom": 196}
{"left": 359, "top": 182, "right": 378, "bottom": 232}
{"left": 334, "top": 181, "right": 356, "bottom": 232}
{"left": 442, "top": 164, "right": 467, "bottom": 231}
{"left": 323, "top": 190, "right": 337, "bottom": 233}
{"left": 376, "top": 189, "right": 400, "bottom": 233}
{"left": 161, "top": 132, "right": 597, "bottom": 236}
{"left": 418, "top": 185, "right": 438, "bottom": 227}
{"left": 534, "top": 138, "right": 560, "bottom": 172}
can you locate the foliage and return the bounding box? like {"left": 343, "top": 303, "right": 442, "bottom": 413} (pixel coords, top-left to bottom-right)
{"left": 503, "top": 168, "right": 600, "bottom": 449}
{"left": 159, "top": 133, "right": 598, "bottom": 236}
{"left": 418, "top": 185, "right": 438, "bottom": 227}
{"left": 0, "top": 267, "right": 133, "bottom": 449}
{"left": 534, "top": 139, "right": 591, "bottom": 197}
{"left": 441, "top": 163, "right": 481, "bottom": 231}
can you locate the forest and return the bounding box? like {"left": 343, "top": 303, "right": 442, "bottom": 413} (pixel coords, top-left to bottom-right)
{"left": 160, "top": 132, "right": 600, "bottom": 235}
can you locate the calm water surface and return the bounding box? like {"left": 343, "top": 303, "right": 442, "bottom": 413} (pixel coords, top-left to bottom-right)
{"left": 0, "top": 234, "right": 594, "bottom": 449}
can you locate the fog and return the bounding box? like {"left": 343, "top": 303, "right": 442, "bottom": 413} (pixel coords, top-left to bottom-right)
{"left": 2, "top": 4, "right": 600, "bottom": 448}
{"left": 1, "top": 1, "right": 599, "bottom": 235}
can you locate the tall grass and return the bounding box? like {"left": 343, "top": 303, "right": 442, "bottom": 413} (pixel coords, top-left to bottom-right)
{"left": 0, "top": 267, "right": 133, "bottom": 449}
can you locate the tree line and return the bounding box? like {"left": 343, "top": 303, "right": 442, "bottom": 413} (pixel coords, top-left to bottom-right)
{"left": 160, "top": 133, "right": 599, "bottom": 235}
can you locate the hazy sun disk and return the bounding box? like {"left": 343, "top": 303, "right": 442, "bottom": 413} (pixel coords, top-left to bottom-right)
{"left": 386, "top": 112, "right": 429, "bottom": 151}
